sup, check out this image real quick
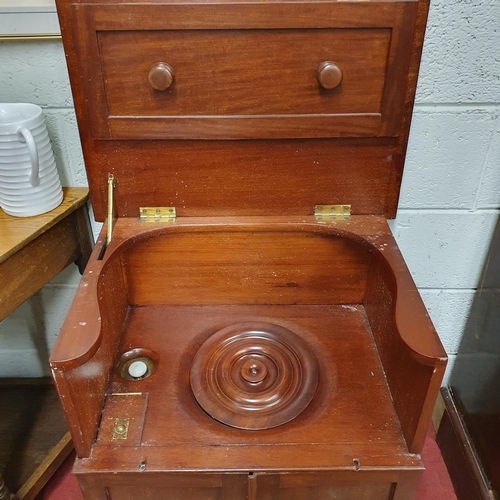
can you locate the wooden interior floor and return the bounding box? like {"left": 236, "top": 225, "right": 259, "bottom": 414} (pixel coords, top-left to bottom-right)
{"left": 82, "top": 304, "right": 417, "bottom": 472}
{"left": 0, "top": 379, "right": 67, "bottom": 494}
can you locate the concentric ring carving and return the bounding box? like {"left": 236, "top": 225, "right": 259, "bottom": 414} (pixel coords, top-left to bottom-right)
{"left": 190, "top": 322, "right": 319, "bottom": 430}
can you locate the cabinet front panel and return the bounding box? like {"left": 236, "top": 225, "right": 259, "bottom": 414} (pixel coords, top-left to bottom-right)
{"left": 78, "top": 471, "right": 411, "bottom": 500}
{"left": 81, "top": 474, "right": 247, "bottom": 500}
{"left": 275, "top": 483, "right": 395, "bottom": 500}
{"left": 106, "top": 486, "right": 223, "bottom": 500}
{"left": 71, "top": 1, "right": 416, "bottom": 140}
{"left": 253, "top": 472, "right": 403, "bottom": 500}
{"left": 99, "top": 29, "right": 390, "bottom": 118}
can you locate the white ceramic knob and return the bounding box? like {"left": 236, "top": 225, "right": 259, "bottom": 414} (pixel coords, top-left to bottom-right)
{"left": 128, "top": 360, "right": 148, "bottom": 379}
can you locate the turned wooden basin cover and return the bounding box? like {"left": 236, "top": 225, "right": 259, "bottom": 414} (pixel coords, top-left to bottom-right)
{"left": 190, "top": 322, "right": 319, "bottom": 430}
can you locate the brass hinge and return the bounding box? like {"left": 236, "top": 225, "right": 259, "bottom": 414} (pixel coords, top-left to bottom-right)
{"left": 139, "top": 207, "right": 176, "bottom": 222}
{"left": 314, "top": 204, "right": 351, "bottom": 221}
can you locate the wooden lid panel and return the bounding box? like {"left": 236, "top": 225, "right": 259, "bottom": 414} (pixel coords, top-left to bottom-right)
{"left": 56, "top": 0, "right": 428, "bottom": 220}
{"left": 98, "top": 28, "right": 390, "bottom": 139}
{"left": 71, "top": 2, "right": 415, "bottom": 141}
{"left": 86, "top": 139, "right": 396, "bottom": 220}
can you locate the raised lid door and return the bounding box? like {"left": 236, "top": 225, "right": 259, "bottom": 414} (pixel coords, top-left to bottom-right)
{"left": 97, "top": 28, "right": 391, "bottom": 140}
{"left": 56, "top": 0, "right": 428, "bottom": 221}
{"left": 71, "top": 1, "right": 414, "bottom": 141}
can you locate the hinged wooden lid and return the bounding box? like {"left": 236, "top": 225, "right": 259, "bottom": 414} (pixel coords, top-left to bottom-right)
{"left": 56, "top": 0, "right": 429, "bottom": 222}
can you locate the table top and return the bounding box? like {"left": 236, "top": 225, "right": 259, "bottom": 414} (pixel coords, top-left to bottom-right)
{"left": 0, "top": 187, "right": 89, "bottom": 264}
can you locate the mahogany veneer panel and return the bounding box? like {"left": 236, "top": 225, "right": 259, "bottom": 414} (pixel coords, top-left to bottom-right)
{"left": 55, "top": 0, "right": 426, "bottom": 220}
{"left": 99, "top": 29, "right": 390, "bottom": 118}
{"left": 85, "top": 139, "right": 397, "bottom": 220}
{"left": 51, "top": 0, "right": 445, "bottom": 497}
{"left": 121, "top": 230, "right": 370, "bottom": 306}
{"left": 72, "top": 1, "right": 414, "bottom": 141}
{"left": 77, "top": 471, "right": 412, "bottom": 500}
{"left": 76, "top": 304, "right": 420, "bottom": 497}
{"left": 101, "top": 305, "right": 405, "bottom": 456}
{"left": 90, "top": 475, "right": 248, "bottom": 500}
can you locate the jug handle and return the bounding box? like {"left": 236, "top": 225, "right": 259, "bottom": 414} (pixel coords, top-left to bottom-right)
{"left": 17, "top": 127, "right": 39, "bottom": 187}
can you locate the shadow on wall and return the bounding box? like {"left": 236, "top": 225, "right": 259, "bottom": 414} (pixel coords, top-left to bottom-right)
{"left": 450, "top": 213, "right": 500, "bottom": 413}
{"left": 449, "top": 212, "right": 500, "bottom": 491}
{"left": 28, "top": 293, "right": 50, "bottom": 375}
{"left": 0, "top": 291, "right": 50, "bottom": 378}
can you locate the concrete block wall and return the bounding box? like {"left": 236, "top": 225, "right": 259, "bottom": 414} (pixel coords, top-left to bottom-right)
{"left": 0, "top": 39, "right": 88, "bottom": 376}
{"left": 0, "top": 0, "right": 499, "bottom": 380}
{"left": 388, "top": 0, "right": 500, "bottom": 381}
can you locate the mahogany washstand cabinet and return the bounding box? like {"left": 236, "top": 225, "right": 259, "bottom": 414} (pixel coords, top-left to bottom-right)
{"left": 50, "top": 0, "right": 447, "bottom": 498}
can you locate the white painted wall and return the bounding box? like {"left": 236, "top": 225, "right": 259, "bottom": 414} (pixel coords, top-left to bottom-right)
{"left": 0, "top": 0, "right": 499, "bottom": 380}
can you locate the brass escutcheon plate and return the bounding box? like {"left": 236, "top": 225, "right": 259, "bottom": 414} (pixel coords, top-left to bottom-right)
{"left": 112, "top": 418, "right": 130, "bottom": 440}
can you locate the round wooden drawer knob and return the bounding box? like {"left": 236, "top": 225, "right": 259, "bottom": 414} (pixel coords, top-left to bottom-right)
{"left": 316, "top": 61, "right": 343, "bottom": 90}
{"left": 148, "top": 62, "right": 174, "bottom": 91}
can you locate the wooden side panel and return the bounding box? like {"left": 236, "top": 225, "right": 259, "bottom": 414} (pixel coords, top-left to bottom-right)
{"left": 364, "top": 246, "right": 446, "bottom": 454}
{"left": 50, "top": 240, "right": 129, "bottom": 457}
{"left": 385, "top": 0, "right": 431, "bottom": 217}
{"left": 120, "top": 230, "right": 370, "bottom": 306}
{"left": 436, "top": 387, "right": 494, "bottom": 500}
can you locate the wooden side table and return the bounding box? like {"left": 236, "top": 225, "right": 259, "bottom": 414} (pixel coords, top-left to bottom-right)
{"left": 0, "top": 187, "right": 93, "bottom": 500}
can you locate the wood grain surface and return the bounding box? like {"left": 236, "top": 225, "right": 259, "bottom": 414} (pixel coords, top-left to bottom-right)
{"left": 76, "top": 470, "right": 419, "bottom": 500}
{"left": 50, "top": 216, "right": 446, "bottom": 464}
{"left": 99, "top": 29, "right": 389, "bottom": 117}
{"left": 51, "top": 0, "right": 446, "bottom": 497}
{"left": 0, "top": 380, "right": 69, "bottom": 499}
{"left": 0, "top": 188, "right": 92, "bottom": 321}
{"left": 0, "top": 188, "right": 89, "bottom": 264}
{"left": 121, "top": 229, "right": 371, "bottom": 306}
{"left": 57, "top": 0, "right": 418, "bottom": 220}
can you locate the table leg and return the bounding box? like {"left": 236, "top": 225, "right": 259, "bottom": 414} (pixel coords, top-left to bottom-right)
{"left": 0, "top": 474, "right": 17, "bottom": 500}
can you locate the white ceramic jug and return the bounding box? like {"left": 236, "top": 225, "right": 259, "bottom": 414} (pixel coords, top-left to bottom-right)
{"left": 0, "top": 103, "right": 63, "bottom": 217}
